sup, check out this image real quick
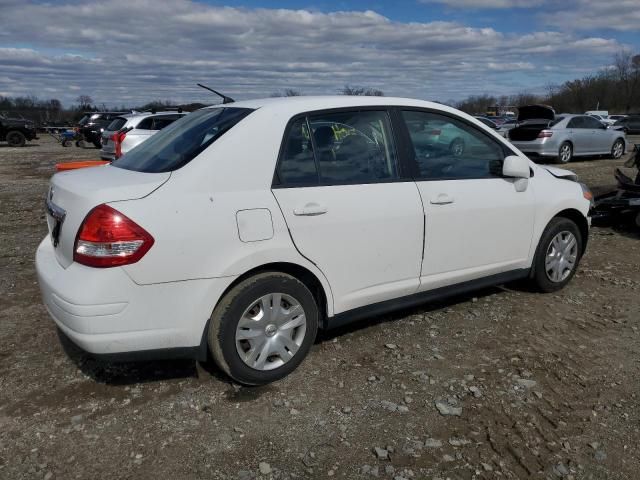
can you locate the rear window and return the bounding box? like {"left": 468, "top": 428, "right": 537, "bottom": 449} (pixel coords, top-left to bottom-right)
{"left": 112, "top": 108, "right": 253, "bottom": 173}
{"left": 550, "top": 116, "right": 565, "bottom": 127}
{"left": 107, "top": 117, "right": 128, "bottom": 131}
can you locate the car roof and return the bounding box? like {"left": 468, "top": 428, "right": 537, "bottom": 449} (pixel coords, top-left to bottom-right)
{"left": 202, "top": 95, "right": 454, "bottom": 116}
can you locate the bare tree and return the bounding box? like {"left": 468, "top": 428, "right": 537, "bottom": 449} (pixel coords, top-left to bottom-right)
{"left": 613, "top": 50, "right": 640, "bottom": 113}
{"left": 340, "top": 85, "right": 384, "bottom": 96}
{"left": 270, "top": 88, "right": 303, "bottom": 97}
{"left": 76, "top": 95, "right": 94, "bottom": 109}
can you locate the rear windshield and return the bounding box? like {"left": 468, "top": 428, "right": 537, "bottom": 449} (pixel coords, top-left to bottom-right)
{"left": 112, "top": 108, "right": 253, "bottom": 173}
{"left": 78, "top": 115, "right": 91, "bottom": 126}
{"left": 550, "top": 116, "right": 565, "bottom": 127}
{"left": 107, "top": 117, "right": 128, "bottom": 131}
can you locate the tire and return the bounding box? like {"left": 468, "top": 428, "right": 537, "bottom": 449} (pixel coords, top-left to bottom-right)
{"left": 62, "top": 139, "right": 71, "bottom": 147}
{"left": 610, "top": 139, "right": 625, "bottom": 159}
{"left": 530, "top": 217, "right": 583, "bottom": 293}
{"left": 93, "top": 140, "right": 102, "bottom": 149}
{"left": 556, "top": 142, "right": 572, "bottom": 164}
{"left": 449, "top": 138, "right": 465, "bottom": 157}
{"left": 208, "top": 272, "right": 319, "bottom": 385}
{"left": 6, "top": 131, "right": 26, "bottom": 147}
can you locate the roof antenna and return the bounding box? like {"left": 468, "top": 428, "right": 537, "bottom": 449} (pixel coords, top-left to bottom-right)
{"left": 197, "top": 83, "right": 234, "bottom": 104}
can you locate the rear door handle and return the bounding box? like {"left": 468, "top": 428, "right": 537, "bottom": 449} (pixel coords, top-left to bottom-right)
{"left": 293, "top": 203, "right": 328, "bottom": 216}
{"left": 430, "top": 194, "right": 454, "bottom": 205}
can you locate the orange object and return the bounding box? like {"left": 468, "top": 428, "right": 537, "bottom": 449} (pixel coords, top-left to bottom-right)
{"left": 56, "top": 161, "right": 110, "bottom": 171}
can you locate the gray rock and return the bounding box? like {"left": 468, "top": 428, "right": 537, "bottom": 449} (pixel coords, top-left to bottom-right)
{"left": 435, "top": 400, "right": 462, "bottom": 416}
{"left": 552, "top": 462, "right": 569, "bottom": 477}
{"left": 594, "top": 450, "right": 607, "bottom": 462}
{"left": 258, "top": 462, "right": 271, "bottom": 475}
{"left": 481, "top": 463, "right": 493, "bottom": 471}
{"left": 237, "top": 471, "right": 253, "bottom": 480}
{"left": 44, "top": 473, "right": 53, "bottom": 480}
{"left": 385, "top": 465, "right": 395, "bottom": 475}
{"left": 516, "top": 378, "right": 537, "bottom": 389}
{"left": 385, "top": 343, "right": 398, "bottom": 350}
{"left": 448, "top": 438, "right": 471, "bottom": 447}
{"left": 70, "top": 415, "right": 83, "bottom": 425}
{"left": 423, "top": 438, "right": 443, "bottom": 448}
{"left": 373, "top": 447, "right": 389, "bottom": 460}
{"left": 341, "top": 406, "right": 352, "bottom": 414}
{"left": 443, "top": 454, "right": 455, "bottom": 462}
{"left": 469, "top": 386, "right": 482, "bottom": 398}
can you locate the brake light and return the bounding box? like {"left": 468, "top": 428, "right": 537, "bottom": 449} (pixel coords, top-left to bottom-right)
{"left": 74, "top": 204, "right": 154, "bottom": 268}
{"left": 110, "top": 130, "right": 127, "bottom": 158}
{"left": 537, "top": 130, "right": 553, "bottom": 138}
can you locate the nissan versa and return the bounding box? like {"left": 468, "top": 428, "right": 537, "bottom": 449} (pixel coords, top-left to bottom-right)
{"left": 36, "top": 96, "right": 592, "bottom": 385}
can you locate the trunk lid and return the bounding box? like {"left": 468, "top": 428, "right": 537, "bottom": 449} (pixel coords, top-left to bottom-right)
{"left": 517, "top": 105, "right": 555, "bottom": 122}
{"left": 46, "top": 164, "right": 170, "bottom": 268}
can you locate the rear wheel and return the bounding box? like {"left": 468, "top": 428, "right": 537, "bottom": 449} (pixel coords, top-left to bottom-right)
{"left": 556, "top": 142, "right": 572, "bottom": 164}
{"left": 531, "top": 217, "right": 582, "bottom": 292}
{"left": 6, "top": 131, "right": 26, "bottom": 147}
{"left": 208, "top": 272, "right": 319, "bottom": 385}
{"left": 611, "top": 139, "right": 625, "bottom": 159}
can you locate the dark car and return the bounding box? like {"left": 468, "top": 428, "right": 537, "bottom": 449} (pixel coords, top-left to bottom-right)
{"left": 77, "top": 112, "right": 128, "bottom": 148}
{"left": 0, "top": 113, "right": 38, "bottom": 147}
{"left": 613, "top": 115, "right": 640, "bottom": 135}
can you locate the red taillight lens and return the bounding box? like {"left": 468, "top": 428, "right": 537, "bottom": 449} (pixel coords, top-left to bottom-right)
{"left": 537, "top": 130, "right": 553, "bottom": 138}
{"left": 111, "top": 131, "right": 127, "bottom": 159}
{"left": 74, "top": 204, "right": 154, "bottom": 268}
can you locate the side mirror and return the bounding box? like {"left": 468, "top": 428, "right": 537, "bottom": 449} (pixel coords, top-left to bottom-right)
{"left": 502, "top": 155, "right": 530, "bottom": 178}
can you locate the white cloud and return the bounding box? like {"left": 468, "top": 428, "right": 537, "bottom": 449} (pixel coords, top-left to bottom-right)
{"left": 421, "top": 0, "right": 547, "bottom": 8}
{"left": 542, "top": 0, "right": 640, "bottom": 32}
{"left": 0, "top": 0, "right": 628, "bottom": 105}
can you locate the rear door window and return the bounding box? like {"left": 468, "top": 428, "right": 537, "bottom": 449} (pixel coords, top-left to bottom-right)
{"left": 107, "top": 117, "right": 128, "bottom": 131}
{"left": 567, "top": 117, "right": 585, "bottom": 128}
{"left": 112, "top": 108, "right": 253, "bottom": 173}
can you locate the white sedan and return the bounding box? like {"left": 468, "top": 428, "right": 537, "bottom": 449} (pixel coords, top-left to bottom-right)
{"left": 37, "top": 96, "right": 592, "bottom": 385}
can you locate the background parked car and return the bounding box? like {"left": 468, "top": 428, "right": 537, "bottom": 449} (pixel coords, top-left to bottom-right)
{"left": 588, "top": 114, "right": 616, "bottom": 126}
{"left": 508, "top": 105, "right": 627, "bottom": 163}
{"left": 613, "top": 115, "right": 640, "bottom": 135}
{"left": 0, "top": 113, "right": 37, "bottom": 147}
{"left": 100, "top": 111, "right": 186, "bottom": 161}
{"left": 77, "top": 112, "right": 127, "bottom": 148}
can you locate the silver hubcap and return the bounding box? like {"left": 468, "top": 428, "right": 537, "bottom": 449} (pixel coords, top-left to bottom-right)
{"left": 235, "top": 293, "right": 307, "bottom": 371}
{"left": 545, "top": 231, "right": 578, "bottom": 283}
{"left": 560, "top": 145, "right": 571, "bottom": 163}
{"left": 613, "top": 141, "right": 623, "bottom": 158}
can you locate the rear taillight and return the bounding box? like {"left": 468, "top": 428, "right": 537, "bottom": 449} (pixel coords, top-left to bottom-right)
{"left": 110, "top": 131, "right": 127, "bottom": 158}
{"left": 74, "top": 204, "right": 154, "bottom": 268}
{"left": 537, "top": 130, "right": 553, "bottom": 138}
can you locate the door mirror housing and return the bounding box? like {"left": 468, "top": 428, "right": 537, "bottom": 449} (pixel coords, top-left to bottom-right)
{"left": 502, "top": 155, "right": 530, "bottom": 178}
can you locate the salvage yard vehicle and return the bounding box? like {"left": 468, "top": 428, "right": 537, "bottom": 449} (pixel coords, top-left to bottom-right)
{"left": 77, "top": 112, "right": 127, "bottom": 148}
{"left": 37, "top": 96, "right": 592, "bottom": 385}
{"left": 613, "top": 115, "right": 640, "bottom": 135}
{"left": 508, "top": 105, "right": 627, "bottom": 164}
{"left": 100, "top": 111, "right": 186, "bottom": 161}
{"left": 0, "top": 113, "right": 38, "bottom": 147}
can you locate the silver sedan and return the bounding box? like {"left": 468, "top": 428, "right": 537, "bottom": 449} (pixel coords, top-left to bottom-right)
{"left": 509, "top": 113, "right": 627, "bottom": 164}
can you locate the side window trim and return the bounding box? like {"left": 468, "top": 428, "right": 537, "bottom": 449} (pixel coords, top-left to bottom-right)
{"left": 397, "top": 107, "right": 514, "bottom": 182}
{"left": 273, "top": 107, "right": 410, "bottom": 189}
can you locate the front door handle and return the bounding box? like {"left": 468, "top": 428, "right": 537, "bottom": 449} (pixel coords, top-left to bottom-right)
{"left": 293, "top": 203, "right": 328, "bottom": 216}
{"left": 430, "top": 194, "right": 454, "bottom": 205}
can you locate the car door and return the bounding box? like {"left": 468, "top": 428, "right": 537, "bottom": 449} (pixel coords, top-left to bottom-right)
{"left": 272, "top": 110, "right": 424, "bottom": 314}
{"left": 566, "top": 117, "right": 590, "bottom": 154}
{"left": 582, "top": 115, "right": 610, "bottom": 153}
{"left": 399, "top": 109, "right": 535, "bottom": 291}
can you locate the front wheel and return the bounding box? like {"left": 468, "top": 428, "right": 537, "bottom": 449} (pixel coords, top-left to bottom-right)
{"left": 531, "top": 217, "right": 583, "bottom": 292}
{"left": 208, "top": 272, "right": 319, "bottom": 385}
{"left": 6, "top": 131, "right": 26, "bottom": 147}
{"left": 610, "top": 139, "right": 625, "bottom": 159}
{"left": 556, "top": 142, "right": 573, "bottom": 164}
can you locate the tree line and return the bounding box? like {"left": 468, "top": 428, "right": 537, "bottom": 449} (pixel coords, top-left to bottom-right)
{"left": 456, "top": 51, "right": 640, "bottom": 116}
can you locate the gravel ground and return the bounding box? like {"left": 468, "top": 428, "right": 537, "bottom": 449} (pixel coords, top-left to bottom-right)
{"left": 1, "top": 136, "right": 639, "bottom": 480}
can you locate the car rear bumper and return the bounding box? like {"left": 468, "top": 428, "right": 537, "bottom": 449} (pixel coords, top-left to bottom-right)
{"left": 36, "top": 236, "right": 234, "bottom": 359}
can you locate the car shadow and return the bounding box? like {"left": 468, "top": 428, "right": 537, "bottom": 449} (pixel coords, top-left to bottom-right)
{"left": 57, "top": 328, "right": 230, "bottom": 387}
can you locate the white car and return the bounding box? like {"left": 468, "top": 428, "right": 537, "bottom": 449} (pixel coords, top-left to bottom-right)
{"left": 100, "top": 111, "right": 186, "bottom": 161}
{"left": 37, "top": 96, "right": 592, "bottom": 385}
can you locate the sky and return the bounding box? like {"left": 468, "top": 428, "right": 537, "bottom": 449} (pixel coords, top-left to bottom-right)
{"left": 0, "top": 0, "right": 638, "bottom": 107}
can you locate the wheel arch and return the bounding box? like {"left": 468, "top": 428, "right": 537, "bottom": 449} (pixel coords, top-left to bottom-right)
{"left": 551, "top": 208, "right": 589, "bottom": 256}
{"left": 215, "top": 262, "right": 331, "bottom": 329}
